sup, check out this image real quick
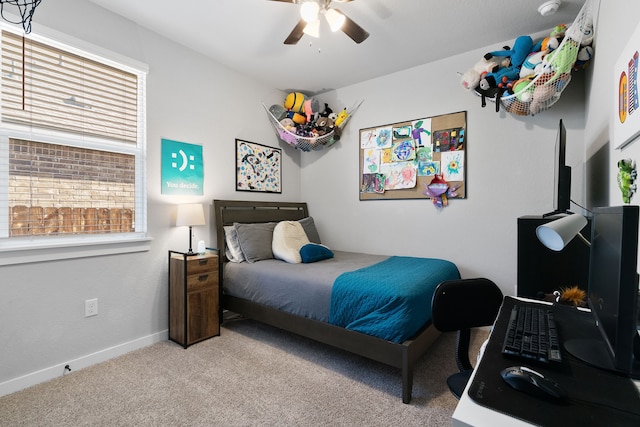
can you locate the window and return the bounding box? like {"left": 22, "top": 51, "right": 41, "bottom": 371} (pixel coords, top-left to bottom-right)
{"left": 0, "top": 27, "right": 148, "bottom": 264}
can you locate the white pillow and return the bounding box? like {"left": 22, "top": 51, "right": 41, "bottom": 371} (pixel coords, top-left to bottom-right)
{"left": 272, "top": 221, "right": 310, "bottom": 264}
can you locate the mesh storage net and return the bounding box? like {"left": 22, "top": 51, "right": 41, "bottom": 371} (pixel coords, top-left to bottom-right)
{"left": 467, "top": 0, "right": 593, "bottom": 116}
{"left": 264, "top": 101, "right": 362, "bottom": 152}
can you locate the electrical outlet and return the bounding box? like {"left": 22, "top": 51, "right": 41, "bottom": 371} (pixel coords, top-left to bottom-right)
{"left": 85, "top": 298, "right": 98, "bottom": 317}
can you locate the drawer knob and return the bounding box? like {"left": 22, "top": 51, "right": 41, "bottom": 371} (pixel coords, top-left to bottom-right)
{"left": 198, "top": 274, "right": 208, "bottom": 281}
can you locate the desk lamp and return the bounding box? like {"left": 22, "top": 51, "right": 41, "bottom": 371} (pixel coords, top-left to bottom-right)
{"left": 176, "top": 203, "right": 205, "bottom": 256}
{"left": 536, "top": 213, "right": 589, "bottom": 251}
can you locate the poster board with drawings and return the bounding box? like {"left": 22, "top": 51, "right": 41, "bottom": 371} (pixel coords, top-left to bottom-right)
{"left": 359, "top": 111, "right": 467, "bottom": 200}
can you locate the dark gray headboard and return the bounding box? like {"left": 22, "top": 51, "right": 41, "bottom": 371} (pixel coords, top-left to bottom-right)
{"left": 213, "top": 199, "right": 309, "bottom": 262}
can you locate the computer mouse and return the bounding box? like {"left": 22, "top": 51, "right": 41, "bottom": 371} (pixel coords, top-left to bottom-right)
{"left": 500, "top": 366, "right": 568, "bottom": 401}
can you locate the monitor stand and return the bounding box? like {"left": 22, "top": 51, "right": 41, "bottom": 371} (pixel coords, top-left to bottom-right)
{"left": 564, "top": 336, "right": 640, "bottom": 380}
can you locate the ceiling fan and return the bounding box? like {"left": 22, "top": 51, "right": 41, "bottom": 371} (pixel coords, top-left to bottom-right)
{"left": 269, "top": 0, "right": 370, "bottom": 45}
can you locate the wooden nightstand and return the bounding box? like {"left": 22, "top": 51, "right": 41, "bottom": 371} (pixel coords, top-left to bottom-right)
{"left": 168, "top": 250, "right": 220, "bottom": 348}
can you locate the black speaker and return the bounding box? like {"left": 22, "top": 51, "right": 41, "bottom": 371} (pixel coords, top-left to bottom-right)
{"left": 517, "top": 215, "right": 591, "bottom": 299}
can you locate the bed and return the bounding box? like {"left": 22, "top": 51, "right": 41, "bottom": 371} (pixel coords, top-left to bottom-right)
{"left": 213, "top": 199, "right": 460, "bottom": 403}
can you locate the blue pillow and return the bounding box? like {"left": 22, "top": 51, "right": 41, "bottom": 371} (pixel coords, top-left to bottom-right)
{"left": 300, "top": 243, "right": 334, "bottom": 263}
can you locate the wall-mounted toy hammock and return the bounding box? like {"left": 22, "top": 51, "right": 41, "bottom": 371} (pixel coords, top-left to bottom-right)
{"left": 264, "top": 98, "right": 363, "bottom": 152}
{"left": 461, "top": 0, "right": 594, "bottom": 116}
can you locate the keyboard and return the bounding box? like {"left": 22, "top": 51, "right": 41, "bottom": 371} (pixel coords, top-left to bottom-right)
{"left": 501, "top": 303, "right": 563, "bottom": 364}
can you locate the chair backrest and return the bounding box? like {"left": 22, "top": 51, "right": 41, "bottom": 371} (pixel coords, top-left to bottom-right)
{"left": 431, "top": 278, "right": 504, "bottom": 333}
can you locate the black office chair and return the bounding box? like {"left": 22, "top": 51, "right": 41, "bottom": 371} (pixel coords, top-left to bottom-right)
{"left": 431, "top": 278, "right": 503, "bottom": 399}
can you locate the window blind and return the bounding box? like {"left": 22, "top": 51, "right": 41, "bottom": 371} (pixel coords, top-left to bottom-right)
{"left": 1, "top": 30, "right": 138, "bottom": 143}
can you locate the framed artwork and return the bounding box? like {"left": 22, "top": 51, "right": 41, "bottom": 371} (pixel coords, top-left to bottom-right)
{"left": 236, "top": 139, "right": 282, "bottom": 193}
{"left": 359, "top": 111, "right": 466, "bottom": 200}
{"left": 613, "top": 21, "right": 640, "bottom": 149}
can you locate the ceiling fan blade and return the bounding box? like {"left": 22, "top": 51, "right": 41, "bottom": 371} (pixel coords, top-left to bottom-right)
{"left": 268, "top": 0, "right": 297, "bottom": 3}
{"left": 335, "top": 9, "right": 369, "bottom": 44}
{"left": 284, "top": 19, "right": 307, "bottom": 45}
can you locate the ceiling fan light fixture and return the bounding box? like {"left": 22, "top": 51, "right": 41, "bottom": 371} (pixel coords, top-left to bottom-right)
{"left": 302, "top": 19, "right": 320, "bottom": 38}
{"left": 300, "top": 1, "right": 320, "bottom": 22}
{"left": 324, "top": 8, "right": 345, "bottom": 32}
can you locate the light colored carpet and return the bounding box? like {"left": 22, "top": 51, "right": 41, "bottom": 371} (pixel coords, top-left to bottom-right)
{"left": 0, "top": 318, "right": 489, "bottom": 426}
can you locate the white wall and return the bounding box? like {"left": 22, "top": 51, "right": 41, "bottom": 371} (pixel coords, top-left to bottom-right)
{"left": 0, "top": 0, "right": 301, "bottom": 395}
{"left": 301, "top": 48, "right": 586, "bottom": 297}
{"left": 584, "top": 0, "right": 640, "bottom": 208}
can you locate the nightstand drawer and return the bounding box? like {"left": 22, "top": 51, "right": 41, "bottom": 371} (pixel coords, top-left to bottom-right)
{"left": 186, "top": 255, "right": 218, "bottom": 275}
{"left": 186, "top": 272, "right": 217, "bottom": 291}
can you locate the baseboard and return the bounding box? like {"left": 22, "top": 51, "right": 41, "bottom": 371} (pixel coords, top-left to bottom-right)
{"left": 0, "top": 330, "right": 168, "bottom": 398}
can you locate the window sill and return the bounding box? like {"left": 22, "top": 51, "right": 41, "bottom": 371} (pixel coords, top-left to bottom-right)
{"left": 0, "top": 235, "right": 152, "bottom": 266}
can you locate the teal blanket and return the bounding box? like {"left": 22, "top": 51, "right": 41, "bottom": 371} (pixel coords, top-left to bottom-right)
{"left": 329, "top": 256, "right": 460, "bottom": 343}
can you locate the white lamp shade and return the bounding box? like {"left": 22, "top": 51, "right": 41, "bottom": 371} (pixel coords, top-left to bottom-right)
{"left": 176, "top": 203, "right": 205, "bottom": 227}
{"left": 325, "top": 8, "right": 346, "bottom": 32}
{"left": 300, "top": 1, "right": 320, "bottom": 22}
{"left": 536, "top": 214, "right": 587, "bottom": 251}
{"left": 303, "top": 19, "right": 320, "bottom": 38}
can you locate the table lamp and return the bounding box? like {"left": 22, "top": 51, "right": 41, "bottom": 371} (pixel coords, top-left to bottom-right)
{"left": 176, "top": 203, "right": 205, "bottom": 256}
{"left": 536, "top": 213, "right": 589, "bottom": 251}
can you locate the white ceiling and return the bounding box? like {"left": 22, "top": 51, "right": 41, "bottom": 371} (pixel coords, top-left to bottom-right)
{"left": 87, "top": 0, "right": 586, "bottom": 95}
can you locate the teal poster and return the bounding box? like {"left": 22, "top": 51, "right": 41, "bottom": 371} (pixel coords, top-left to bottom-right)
{"left": 161, "top": 139, "right": 203, "bottom": 195}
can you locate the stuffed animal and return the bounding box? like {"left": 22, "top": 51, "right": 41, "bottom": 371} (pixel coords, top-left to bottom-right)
{"left": 423, "top": 174, "right": 459, "bottom": 208}
{"left": 537, "top": 286, "right": 586, "bottom": 307}
{"left": 519, "top": 50, "right": 548, "bottom": 79}
{"left": 511, "top": 77, "right": 534, "bottom": 102}
{"left": 284, "top": 92, "right": 307, "bottom": 114}
{"left": 334, "top": 108, "right": 349, "bottom": 127}
{"left": 315, "top": 116, "right": 334, "bottom": 135}
{"left": 319, "top": 103, "right": 333, "bottom": 118}
{"left": 573, "top": 45, "right": 593, "bottom": 70}
{"left": 617, "top": 159, "right": 637, "bottom": 204}
{"left": 544, "top": 38, "right": 580, "bottom": 84}
{"left": 529, "top": 83, "right": 557, "bottom": 115}
{"left": 279, "top": 118, "right": 295, "bottom": 131}
{"left": 480, "top": 35, "right": 535, "bottom": 90}
{"left": 269, "top": 104, "right": 287, "bottom": 121}
{"left": 286, "top": 110, "right": 307, "bottom": 125}
{"left": 460, "top": 52, "right": 510, "bottom": 91}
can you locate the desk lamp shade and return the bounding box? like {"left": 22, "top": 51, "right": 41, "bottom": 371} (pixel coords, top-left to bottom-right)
{"left": 176, "top": 203, "right": 205, "bottom": 255}
{"left": 536, "top": 214, "right": 588, "bottom": 251}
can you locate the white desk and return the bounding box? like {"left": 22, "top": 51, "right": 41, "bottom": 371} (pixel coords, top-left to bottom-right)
{"left": 451, "top": 297, "right": 640, "bottom": 427}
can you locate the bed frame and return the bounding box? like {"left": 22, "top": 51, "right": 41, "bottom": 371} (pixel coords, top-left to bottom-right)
{"left": 213, "top": 199, "right": 441, "bottom": 403}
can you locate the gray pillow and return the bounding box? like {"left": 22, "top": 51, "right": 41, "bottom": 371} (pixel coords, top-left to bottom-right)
{"left": 224, "top": 225, "right": 245, "bottom": 263}
{"left": 298, "top": 216, "right": 321, "bottom": 244}
{"left": 234, "top": 222, "right": 277, "bottom": 263}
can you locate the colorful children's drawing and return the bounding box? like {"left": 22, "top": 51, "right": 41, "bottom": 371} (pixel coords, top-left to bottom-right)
{"left": 391, "top": 139, "right": 415, "bottom": 162}
{"left": 392, "top": 125, "right": 412, "bottom": 140}
{"left": 411, "top": 118, "right": 432, "bottom": 147}
{"left": 363, "top": 148, "right": 381, "bottom": 173}
{"left": 441, "top": 150, "right": 464, "bottom": 181}
{"left": 433, "top": 127, "right": 465, "bottom": 152}
{"left": 418, "top": 160, "right": 439, "bottom": 177}
{"left": 381, "top": 161, "right": 417, "bottom": 190}
{"left": 361, "top": 173, "right": 386, "bottom": 193}
{"left": 376, "top": 126, "right": 393, "bottom": 148}
{"left": 360, "top": 129, "right": 377, "bottom": 149}
{"left": 381, "top": 148, "right": 392, "bottom": 163}
{"left": 416, "top": 146, "right": 432, "bottom": 162}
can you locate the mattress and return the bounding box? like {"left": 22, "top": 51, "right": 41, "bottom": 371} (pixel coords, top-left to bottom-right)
{"left": 223, "top": 250, "right": 387, "bottom": 322}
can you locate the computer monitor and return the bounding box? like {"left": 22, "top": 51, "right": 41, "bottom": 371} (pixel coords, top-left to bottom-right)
{"left": 544, "top": 119, "right": 571, "bottom": 217}
{"left": 564, "top": 205, "right": 640, "bottom": 378}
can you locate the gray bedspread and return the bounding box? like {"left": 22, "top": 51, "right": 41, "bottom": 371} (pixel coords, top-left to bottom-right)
{"left": 223, "top": 250, "right": 388, "bottom": 322}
